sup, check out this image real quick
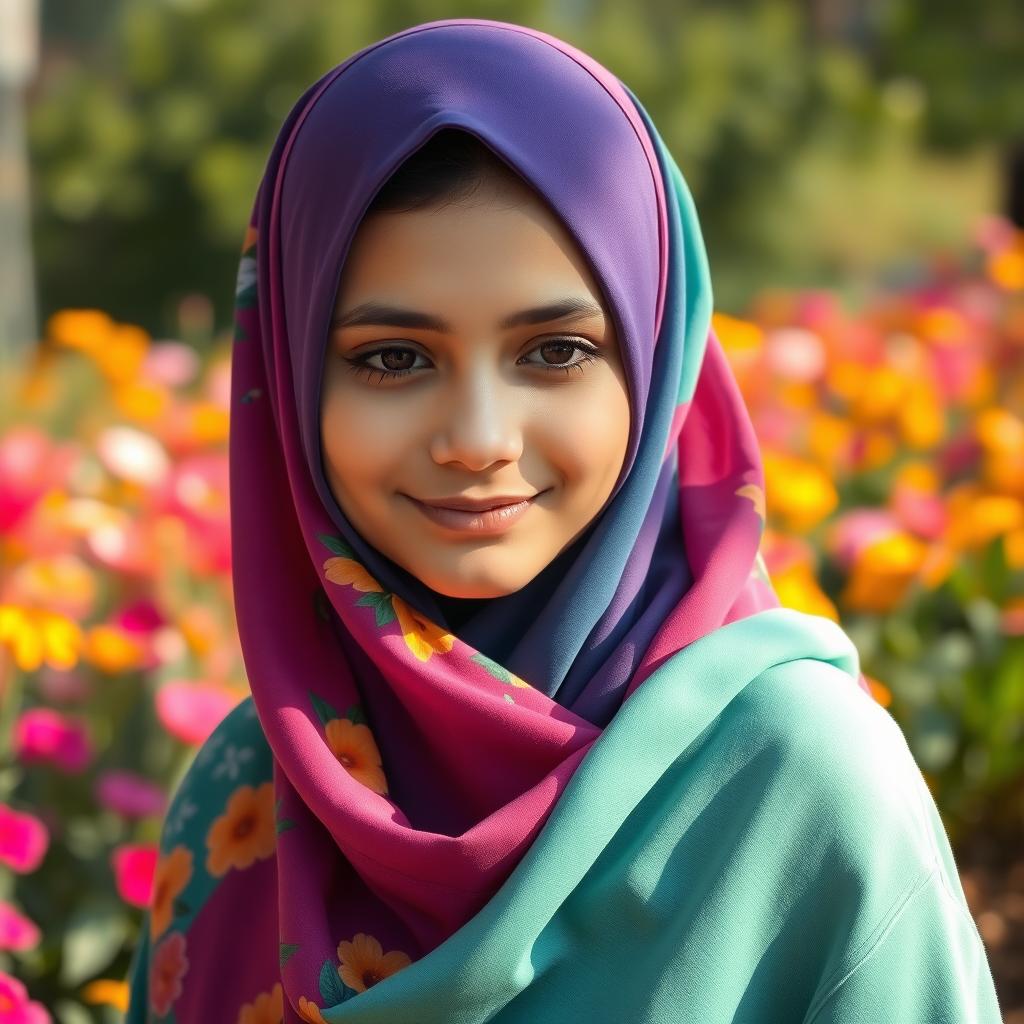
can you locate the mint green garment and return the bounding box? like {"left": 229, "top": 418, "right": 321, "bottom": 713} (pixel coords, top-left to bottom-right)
{"left": 127, "top": 607, "right": 1002, "bottom": 1022}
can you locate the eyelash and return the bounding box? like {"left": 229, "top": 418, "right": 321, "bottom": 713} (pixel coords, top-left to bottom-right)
{"left": 341, "top": 338, "right": 601, "bottom": 384}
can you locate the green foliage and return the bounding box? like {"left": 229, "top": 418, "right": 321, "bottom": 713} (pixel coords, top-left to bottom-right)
{"left": 26, "top": 0, "right": 1007, "bottom": 337}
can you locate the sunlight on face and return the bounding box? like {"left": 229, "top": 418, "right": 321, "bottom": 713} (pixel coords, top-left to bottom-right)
{"left": 319, "top": 178, "right": 631, "bottom": 599}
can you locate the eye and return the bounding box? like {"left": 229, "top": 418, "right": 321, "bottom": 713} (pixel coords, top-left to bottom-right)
{"left": 519, "top": 338, "right": 601, "bottom": 376}
{"left": 342, "top": 345, "right": 430, "bottom": 383}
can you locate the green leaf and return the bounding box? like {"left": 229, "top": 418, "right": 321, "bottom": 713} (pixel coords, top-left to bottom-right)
{"left": 280, "top": 942, "right": 300, "bottom": 967}
{"left": 276, "top": 817, "right": 296, "bottom": 834}
{"left": 319, "top": 958, "right": 349, "bottom": 1005}
{"left": 318, "top": 533, "right": 355, "bottom": 559}
{"left": 346, "top": 704, "right": 367, "bottom": 726}
{"left": 60, "top": 900, "right": 129, "bottom": 986}
{"left": 471, "top": 652, "right": 514, "bottom": 685}
{"left": 309, "top": 690, "right": 342, "bottom": 728}
{"left": 356, "top": 591, "right": 396, "bottom": 627}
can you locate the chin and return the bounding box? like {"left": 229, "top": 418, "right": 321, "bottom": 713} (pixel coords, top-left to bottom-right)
{"left": 416, "top": 563, "right": 536, "bottom": 601}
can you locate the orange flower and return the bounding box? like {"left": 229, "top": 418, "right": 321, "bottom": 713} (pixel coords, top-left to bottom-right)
{"left": 80, "top": 978, "right": 129, "bottom": 1011}
{"left": 237, "top": 981, "right": 283, "bottom": 1024}
{"left": 297, "top": 996, "right": 327, "bottom": 1023}
{"left": 336, "top": 933, "right": 412, "bottom": 993}
{"left": 205, "top": 782, "right": 276, "bottom": 877}
{"left": 323, "top": 557, "right": 382, "bottom": 592}
{"left": 840, "top": 532, "right": 929, "bottom": 613}
{"left": 864, "top": 674, "right": 893, "bottom": 708}
{"left": 391, "top": 595, "right": 455, "bottom": 662}
{"left": 735, "top": 483, "right": 766, "bottom": 522}
{"left": 150, "top": 845, "right": 193, "bottom": 940}
{"left": 325, "top": 718, "right": 388, "bottom": 796}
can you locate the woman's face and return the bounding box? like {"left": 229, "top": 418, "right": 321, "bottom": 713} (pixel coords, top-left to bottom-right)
{"left": 320, "top": 178, "right": 630, "bottom": 599}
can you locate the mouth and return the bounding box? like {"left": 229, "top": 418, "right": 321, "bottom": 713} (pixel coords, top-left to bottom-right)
{"left": 402, "top": 491, "right": 547, "bottom": 536}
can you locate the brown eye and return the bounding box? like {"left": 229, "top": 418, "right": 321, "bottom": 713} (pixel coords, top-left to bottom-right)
{"left": 379, "top": 349, "right": 417, "bottom": 371}
{"left": 538, "top": 341, "right": 575, "bottom": 366}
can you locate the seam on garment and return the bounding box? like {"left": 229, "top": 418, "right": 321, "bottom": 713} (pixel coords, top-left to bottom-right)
{"left": 803, "top": 863, "right": 940, "bottom": 1023}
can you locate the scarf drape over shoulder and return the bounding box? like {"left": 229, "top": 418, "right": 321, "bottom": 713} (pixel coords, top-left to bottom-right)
{"left": 126, "top": 18, "right": 1001, "bottom": 1024}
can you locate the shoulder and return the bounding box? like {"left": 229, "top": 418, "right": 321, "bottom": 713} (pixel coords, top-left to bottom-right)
{"left": 722, "top": 655, "right": 949, "bottom": 884}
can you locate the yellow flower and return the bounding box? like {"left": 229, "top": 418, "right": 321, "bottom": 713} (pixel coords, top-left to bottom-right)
{"left": 762, "top": 451, "right": 839, "bottom": 533}
{"left": 237, "top": 981, "right": 283, "bottom": 1024}
{"left": 323, "top": 557, "right": 382, "bottom": 592}
{"left": 391, "top": 595, "right": 455, "bottom": 662}
{"left": 325, "top": 718, "right": 389, "bottom": 796}
{"left": 712, "top": 312, "right": 763, "bottom": 353}
{"left": 336, "top": 933, "right": 412, "bottom": 993}
{"left": 0, "top": 604, "right": 82, "bottom": 672}
{"left": 771, "top": 562, "right": 838, "bottom": 621}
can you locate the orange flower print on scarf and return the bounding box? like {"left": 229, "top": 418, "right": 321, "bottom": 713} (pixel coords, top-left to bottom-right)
{"left": 337, "top": 933, "right": 412, "bottom": 993}
{"left": 391, "top": 594, "right": 455, "bottom": 662}
{"left": 149, "top": 931, "right": 189, "bottom": 1017}
{"left": 735, "top": 482, "right": 766, "bottom": 523}
{"left": 149, "top": 845, "right": 193, "bottom": 940}
{"left": 297, "top": 996, "right": 328, "bottom": 1023}
{"left": 325, "top": 717, "right": 389, "bottom": 796}
{"left": 236, "top": 981, "right": 283, "bottom": 1024}
{"left": 205, "top": 781, "right": 276, "bottom": 877}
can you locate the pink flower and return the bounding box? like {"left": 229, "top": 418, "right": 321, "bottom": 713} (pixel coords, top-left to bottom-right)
{"left": 149, "top": 931, "right": 188, "bottom": 1016}
{"left": 110, "top": 843, "right": 158, "bottom": 908}
{"left": 141, "top": 341, "right": 200, "bottom": 389}
{"left": 113, "top": 599, "right": 166, "bottom": 634}
{"left": 155, "top": 681, "right": 241, "bottom": 745}
{"left": 95, "top": 771, "right": 167, "bottom": 819}
{"left": 0, "top": 903, "right": 40, "bottom": 952}
{"left": 0, "top": 426, "right": 77, "bottom": 535}
{"left": 0, "top": 804, "right": 48, "bottom": 873}
{"left": 826, "top": 509, "right": 901, "bottom": 571}
{"left": 12, "top": 708, "right": 92, "bottom": 773}
{"left": 0, "top": 971, "right": 50, "bottom": 1023}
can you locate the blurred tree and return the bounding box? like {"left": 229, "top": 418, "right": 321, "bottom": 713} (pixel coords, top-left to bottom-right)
{"left": 24, "top": 0, "right": 1008, "bottom": 339}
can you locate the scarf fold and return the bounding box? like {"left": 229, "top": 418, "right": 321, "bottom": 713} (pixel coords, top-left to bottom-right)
{"left": 128, "top": 18, "right": 875, "bottom": 1023}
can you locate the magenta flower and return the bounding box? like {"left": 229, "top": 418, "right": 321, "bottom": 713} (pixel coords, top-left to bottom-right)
{"left": 155, "top": 680, "right": 241, "bottom": 745}
{"left": 0, "top": 902, "right": 41, "bottom": 952}
{"left": 0, "top": 971, "right": 49, "bottom": 1023}
{"left": 0, "top": 804, "right": 48, "bottom": 873}
{"left": 95, "top": 770, "right": 167, "bottom": 819}
{"left": 110, "top": 843, "right": 158, "bottom": 908}
{"left": 12, "top": 708, "right": 93, "bottom": 773}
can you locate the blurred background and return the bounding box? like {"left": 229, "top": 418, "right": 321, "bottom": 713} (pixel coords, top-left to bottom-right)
{"left": 0, "top": 1, "right": 1022, "bottom": 1021}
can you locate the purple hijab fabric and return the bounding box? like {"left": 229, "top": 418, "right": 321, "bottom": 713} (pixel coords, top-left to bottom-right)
{"left": 132, "top": 18, "right": 871, "bottom": 1023}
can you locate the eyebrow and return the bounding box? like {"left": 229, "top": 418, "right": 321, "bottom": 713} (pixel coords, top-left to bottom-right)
{"left": 330, "top": 297, "right": 606, "bottom": 333}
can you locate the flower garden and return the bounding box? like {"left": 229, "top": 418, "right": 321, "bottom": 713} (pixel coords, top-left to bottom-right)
{"left": 0, "top": 215, "right": 1022, "bottom": 1021}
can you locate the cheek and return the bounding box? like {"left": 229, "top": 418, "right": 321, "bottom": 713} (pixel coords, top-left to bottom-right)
{"left": 320, "top": 391, "right": 404, "bottom": 495}
{"left": 537, "top": 379, "right": 630, "bottom": 485}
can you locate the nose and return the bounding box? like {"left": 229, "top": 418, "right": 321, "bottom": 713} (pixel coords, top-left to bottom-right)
{"left": 428, "top": 364, "right": 525, "bottom": 471}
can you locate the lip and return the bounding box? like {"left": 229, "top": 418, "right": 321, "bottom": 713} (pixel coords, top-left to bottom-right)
{"left": 404, "top": 492, "right": 545, "bottom": 535}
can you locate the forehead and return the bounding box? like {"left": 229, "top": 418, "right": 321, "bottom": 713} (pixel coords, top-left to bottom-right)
{"left": 335, "top": 194, "right": 606, "bottom": 304}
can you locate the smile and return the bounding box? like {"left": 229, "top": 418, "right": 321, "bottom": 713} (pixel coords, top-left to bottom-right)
{"left": 404, "top": 493, "right": 542, "bottom": 535}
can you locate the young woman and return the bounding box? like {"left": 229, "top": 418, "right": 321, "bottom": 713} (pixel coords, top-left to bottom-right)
{"left": 126, "top": 19, "right": 1002, "bottom": 1023}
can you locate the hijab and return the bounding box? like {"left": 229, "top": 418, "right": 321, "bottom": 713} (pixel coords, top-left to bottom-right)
{"left": 149, "top": 17, "right": 871, "bottom": 1021}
